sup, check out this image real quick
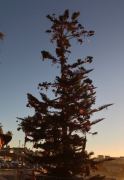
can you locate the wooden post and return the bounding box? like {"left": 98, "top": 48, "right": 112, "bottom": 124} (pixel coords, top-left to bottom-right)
{"left": 32, "top": 169, "right": 35, "bottom": 180}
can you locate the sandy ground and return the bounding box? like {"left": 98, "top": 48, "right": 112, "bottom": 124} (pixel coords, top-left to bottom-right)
{"left": 91, "top": 157, "right": 124, "bottom": 180}
{"left": 1, "top": 159, "right": 124, "bottom": 180}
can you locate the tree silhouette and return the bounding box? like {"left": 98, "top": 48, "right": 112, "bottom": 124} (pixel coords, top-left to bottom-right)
{"left": 18, "top": 10, "right": 112, "bottom": 178}
{"left": 0, "top": 32, "right": 4, "bottom": 40}
{"left": 0, "top": 123, "right": 12, "bottom": 149}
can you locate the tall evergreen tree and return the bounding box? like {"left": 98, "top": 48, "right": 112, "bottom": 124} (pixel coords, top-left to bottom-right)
{"left": 18, "top": 10, "right": 112, "bottom": 178}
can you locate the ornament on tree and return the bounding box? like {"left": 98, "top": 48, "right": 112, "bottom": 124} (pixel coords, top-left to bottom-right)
{"left": 79, "top": 108, "right": 87, "bottom": 115}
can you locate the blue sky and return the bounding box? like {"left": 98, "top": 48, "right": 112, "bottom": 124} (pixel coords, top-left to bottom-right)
{"left": 0, "top": 0, "right": 123, "bottom": 156}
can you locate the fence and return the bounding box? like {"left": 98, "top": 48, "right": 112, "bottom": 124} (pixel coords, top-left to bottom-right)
{"left": 0, "top": 169, "right": 85, "bottom": 180}
{"left": 0, "top": 169, "right": 17, "bottom": 180}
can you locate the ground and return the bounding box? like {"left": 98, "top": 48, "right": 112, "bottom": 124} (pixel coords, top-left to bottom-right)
{"left": 92, "top": 157, "right": 124, "bottom": 180}
{"left": 0, "top": 158, "right": 124, "bottom": 180}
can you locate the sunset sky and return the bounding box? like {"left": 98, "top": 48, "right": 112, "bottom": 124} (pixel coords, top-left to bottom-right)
{"left": 0, "top": 0, "right": 123, "bottom": 157}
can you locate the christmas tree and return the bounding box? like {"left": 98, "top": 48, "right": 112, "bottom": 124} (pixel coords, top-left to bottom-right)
{"left": 18, "top": 10, "right": 112, "bottom": 178}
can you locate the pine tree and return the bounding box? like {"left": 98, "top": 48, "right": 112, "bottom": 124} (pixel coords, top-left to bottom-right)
{"left": 18, "top": 10, "right": 112, "bottom": 178}
{"left": 0, "top": 123, "right": 12, "bottom": 149}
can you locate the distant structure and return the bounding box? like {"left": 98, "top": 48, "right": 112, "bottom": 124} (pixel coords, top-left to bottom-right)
{"left": 0, "top": 124, "right": 12, "bottom": 149}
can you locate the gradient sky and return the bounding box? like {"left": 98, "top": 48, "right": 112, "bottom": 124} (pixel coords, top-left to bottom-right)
{"left": 0, "top": 0, "right": 123, "bottom": 157}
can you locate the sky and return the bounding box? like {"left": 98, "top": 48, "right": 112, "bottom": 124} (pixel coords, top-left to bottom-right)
{"left": 0, "top": 0, "right": 123, "bottom": 157}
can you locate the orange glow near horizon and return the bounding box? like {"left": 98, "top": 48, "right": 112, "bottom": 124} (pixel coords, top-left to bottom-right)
{"left": 87, "top": 145, "right": 124, "bottom": 158}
